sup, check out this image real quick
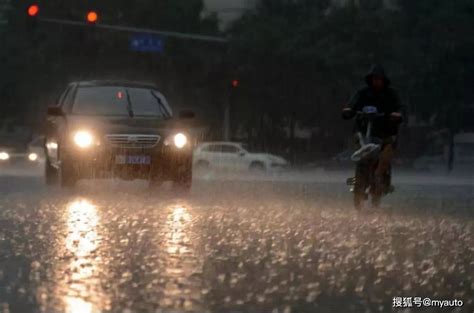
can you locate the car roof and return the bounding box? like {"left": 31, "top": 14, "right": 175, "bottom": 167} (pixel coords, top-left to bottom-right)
{"left": 73, "top": 80, "right": 158, "bottom": 89}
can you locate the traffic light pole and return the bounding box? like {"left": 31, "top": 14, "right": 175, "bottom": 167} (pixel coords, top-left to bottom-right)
{"left": 224, "top": 95, "right": 230, "bottom": 141}
{"left": 224, "top": 79, "right": 239, "bottom": 141}
{"left": 37, "top": 17, "right": 228, "bottom": 43}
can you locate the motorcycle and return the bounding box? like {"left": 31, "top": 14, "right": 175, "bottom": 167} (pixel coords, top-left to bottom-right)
{"left": 346, "top": 106, "right": 394, "bottom": 210}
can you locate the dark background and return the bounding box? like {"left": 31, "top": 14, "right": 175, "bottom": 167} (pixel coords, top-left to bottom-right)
{"left": 1, "top": 0, "right": 474, "bottom": 163}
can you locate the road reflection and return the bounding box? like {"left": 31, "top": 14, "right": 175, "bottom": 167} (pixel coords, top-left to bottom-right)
{"left": 165, "top": 206, "right": 191, "bottom": 255}
{"left": 60, "top": 199, "right": 108, "bottom": 313}
{"left": 160, "top": 204, "right": 204, "bottom": 311}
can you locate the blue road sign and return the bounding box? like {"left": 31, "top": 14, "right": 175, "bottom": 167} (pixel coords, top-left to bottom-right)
{"left": 129, "top": 33, "right": 164, "bottom": 53}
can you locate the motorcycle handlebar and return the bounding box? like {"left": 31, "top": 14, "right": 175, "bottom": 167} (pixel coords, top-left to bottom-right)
{"left": 355, "top": 111, "right": 386, "bottom": 117}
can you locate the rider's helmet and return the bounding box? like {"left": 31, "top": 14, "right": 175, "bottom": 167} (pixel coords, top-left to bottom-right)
{"left": 365, "top": 64, "right": 391, "bottom": 87}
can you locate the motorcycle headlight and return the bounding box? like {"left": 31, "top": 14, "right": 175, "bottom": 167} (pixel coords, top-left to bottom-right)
{"left": 173, "top": 133, "right": 188, "bottom": 149}
{"left": 73, "top": 130, "right": 94, "bottom": 148}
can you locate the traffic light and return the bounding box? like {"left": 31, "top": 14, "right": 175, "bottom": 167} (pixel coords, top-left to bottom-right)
{"left": 231, "top": 79, "right": 240, "bottom": 88}
{"left": 86, "top": 11, "right": 98, "bottom": 24}
{"left": 25, "top": 4, "right": 40, "bottom": 36}
{"left": 27, "top": 4, "right": 39, "bottom": 17}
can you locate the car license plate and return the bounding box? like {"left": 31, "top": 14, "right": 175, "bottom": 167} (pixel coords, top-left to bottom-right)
{"left": 115, "top": 155, "right": 151, "bottom": 165}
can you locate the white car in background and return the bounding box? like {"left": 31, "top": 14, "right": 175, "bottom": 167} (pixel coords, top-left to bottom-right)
{"left": 0, "top": 136, "right": 43, "bottom": 165}
{"left": 193, "top": 142, "right": 288, "bottom": 172}
{"left": 27, "top": 136, "right": 45, "bottom": 162}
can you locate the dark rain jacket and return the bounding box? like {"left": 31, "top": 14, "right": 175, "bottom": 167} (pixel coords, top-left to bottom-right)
{"left": 343, "top": 65, "right": 403, "bottom": 138}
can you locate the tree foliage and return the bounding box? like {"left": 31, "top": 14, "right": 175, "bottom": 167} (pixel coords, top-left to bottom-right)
{"left": 228, "top": 0, "right": 474, "bottom": 150}
{"left": 1, "top": 0, "right": 474, "bottom": 158}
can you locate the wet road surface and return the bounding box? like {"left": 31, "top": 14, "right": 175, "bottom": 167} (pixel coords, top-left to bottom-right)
{"left": 0, "top": 173, "right": 473, "bottom": 313}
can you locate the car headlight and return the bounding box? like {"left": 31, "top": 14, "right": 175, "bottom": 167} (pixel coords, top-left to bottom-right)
{"left": 0, "top": 151, "right": 9, "bottom": 161}
{"left": 73, "top": 130, "right": 94, "bottom": 148}
{"left": 46, "top": 142, "right": 58, "bottom": 150}
{"left": 173, "top": 133, "right": 188, "bottom": 149}
{"left": 28, "top": 153, "right": 38, "bottom": 161}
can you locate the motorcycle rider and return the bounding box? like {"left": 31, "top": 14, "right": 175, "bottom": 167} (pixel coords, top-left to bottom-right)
{"left": 342, "top": 64, "right": 403, "bottom": 195}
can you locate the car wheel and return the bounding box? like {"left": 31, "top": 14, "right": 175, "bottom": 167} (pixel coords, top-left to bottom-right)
{"left": 249, "top": 161, "right": 266, "bottom": 172}
{"left": 45, "top": 158, "right": 58, "bottom": 185}
{"left": 173, "top": 167, "right": 192, "bottom": 192}
{"left": 353, "top": 163, "right": 369, "bottom": 210}
{"left": 60, "top": 158, "right": 77, "bottom": 188}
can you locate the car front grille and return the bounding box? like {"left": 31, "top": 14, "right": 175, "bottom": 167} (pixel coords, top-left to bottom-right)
{"left": 105, "top": 134, "right": 160, "bottom": 148}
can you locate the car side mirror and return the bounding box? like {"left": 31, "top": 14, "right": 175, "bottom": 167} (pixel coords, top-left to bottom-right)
{"left": 47, "top": 106, "right": 64, "bottom": 116}
{"left": 179, "top": 109, "right": 195, "bottom": 119}
{"left": 239, "top": 151, "right": 246, "bottom": 157}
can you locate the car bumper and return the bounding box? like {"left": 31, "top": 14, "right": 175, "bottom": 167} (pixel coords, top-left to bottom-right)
{"left": 62, "top": 145, "right": 192, "bottom": 180}
{"left": 0, "top": 153, "right": 42, "bottom": 166}
{"left": 270, "top": 162, "right": 289, "bottom": 171}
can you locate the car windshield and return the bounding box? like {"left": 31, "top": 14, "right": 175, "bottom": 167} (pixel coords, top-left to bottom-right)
{"left": 72, "top": 86, "right": 171, "bottom": 117}
{"left": 2, "top": 1, "right": 474, "bottom": 313}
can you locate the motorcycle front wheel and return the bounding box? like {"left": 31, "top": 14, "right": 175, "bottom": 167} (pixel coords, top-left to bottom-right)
{"left": 353, "top": 163, "right": 369, "bottom": 210}
{"left": 371, "top": 193, "right": 382, "bottom": 208}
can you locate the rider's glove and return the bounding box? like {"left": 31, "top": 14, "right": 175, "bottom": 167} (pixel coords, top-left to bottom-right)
{"left": 342, "top": 108, "right": 355, "bottom": 120}
{"left": 389, "top": 112, "right": 403, "bottom": 123}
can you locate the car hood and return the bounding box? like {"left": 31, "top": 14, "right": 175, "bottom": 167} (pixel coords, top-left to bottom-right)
{"left": 66, "top": 115, "right": 180, "bottom": 137}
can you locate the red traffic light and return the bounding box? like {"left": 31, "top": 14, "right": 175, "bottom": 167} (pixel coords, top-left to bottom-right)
{"left": 27, "top": 4, "right": 39, "bottom": 17}
{"left": 231, "top": 79, "right": 239, "bottom": 88}
{"left": 86, "top": 11, "right": 99, "bottom": 23}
